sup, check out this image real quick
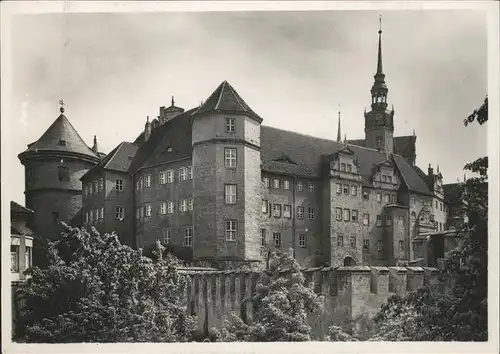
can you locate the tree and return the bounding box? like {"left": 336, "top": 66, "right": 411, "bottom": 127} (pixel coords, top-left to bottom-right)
{"left": 15, "top": 224, "right": 196, "bottom": 343}
{"left": 371, "top": 96, "right": 488, "bottom": 341}
{"left": 215, "top": 252, "right": 323, "bottom": 342}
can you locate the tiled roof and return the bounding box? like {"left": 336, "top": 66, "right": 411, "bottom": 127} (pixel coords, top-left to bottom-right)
{"left": 22, "top": 114, "right": 99, "bottom": 159}
{"left": 129, "top": 108, "right": 197, "bottom": 174}
{"left": 193, "top": 81, "right": 263, "bottom": 122}
{"left": 261, "top": 126, "right": 433, "bottom": 195}
{"left": 83, "top": 142, "right": 139, "bottom": 178}
{"left": 11, "top": 201, "right": 33, "bottom": 215}
{"left": 347, "top": 135, "right": 416, "bottom": 163}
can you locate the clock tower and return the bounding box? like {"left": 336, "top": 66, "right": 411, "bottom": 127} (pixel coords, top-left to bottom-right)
{"left": 365, "top": 18, "right": 395, "bottom": 154}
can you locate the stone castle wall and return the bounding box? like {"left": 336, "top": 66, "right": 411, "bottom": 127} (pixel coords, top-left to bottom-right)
{"left": 180, "top": 265, "right": 447, "bottom": 338}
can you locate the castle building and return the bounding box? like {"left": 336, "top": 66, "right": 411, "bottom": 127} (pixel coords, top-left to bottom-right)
{"left": 19, "top": 25, "right": 450, "bottom": 268}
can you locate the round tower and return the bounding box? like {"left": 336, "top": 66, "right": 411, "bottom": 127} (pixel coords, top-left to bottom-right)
{"left": 18, "top": 103, "right": 101, "bottom": 243}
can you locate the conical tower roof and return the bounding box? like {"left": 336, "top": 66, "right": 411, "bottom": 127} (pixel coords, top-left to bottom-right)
{"left": 193, "top": 80, "right": 263, "bottom": 122}
{"left": 20, "top": 111, "right": 99, "bottom": 160}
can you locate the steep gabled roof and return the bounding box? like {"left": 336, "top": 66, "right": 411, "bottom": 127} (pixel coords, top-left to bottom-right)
{"left": 129, "top": 108, "right": 197, "bottom": 174}
{"left": 82, "top": 141, "right": 139, "bottom": 179}
{"left": 261, "top": 126, "right": 433, "bottom": 195}
{"left": 22, "top": 114, "right": 98, "bottom": 159}
{"left": 11, "top": 201, "right": 33, "bottom": 215}
{"left": 193, "top": 81, "right": 263, "bottom": 123}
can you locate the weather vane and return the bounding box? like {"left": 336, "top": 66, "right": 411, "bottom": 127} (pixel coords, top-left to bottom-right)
{"left": 59, "top": 99, "right": 66, "bottom": 113}
{"left": 379, "top": 14, "right": 382, "bottom": 33}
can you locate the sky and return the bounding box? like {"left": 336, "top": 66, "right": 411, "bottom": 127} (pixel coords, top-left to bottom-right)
{"left": 4, "top": 8, "right": 488, "bottom": 206}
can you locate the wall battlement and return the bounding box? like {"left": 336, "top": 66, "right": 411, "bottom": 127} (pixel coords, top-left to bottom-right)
{"left": 180, "top": 266, "right": 448, "bottom": 337}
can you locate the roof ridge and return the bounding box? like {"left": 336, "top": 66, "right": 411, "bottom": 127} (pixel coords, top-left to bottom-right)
{"left": 214, "top": 81, "right": 226, "bottom": 111}
{"left": 226, "top": 81, "right": 248, "bottom": 113}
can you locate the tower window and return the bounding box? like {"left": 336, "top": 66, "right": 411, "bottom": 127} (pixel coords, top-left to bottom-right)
{"left": 160, "top": 202, "right": 167, "bottom": 215}
{"left": 308, "top": 183, "right": 315, "bottom": 193}
{"left": 188, "top": 197, "right": 194, "bottom": 211}
{"left": 225, "top": 117, "right": 235, "bottom": 133}
{"left": 376, "top": 136, "right": 382, "bottom": 147}
{"left": 225, "top": 220, "right": 238, "bottom": 241}
{"left": 58, "top": 166, "right": 69, "bottom": 181}
{"left": 399, "top": 240, "right": 404, "bottom": 251}
{"left": 297, "top": 206, "right": 304, "bottom": 219}
{"left": 116, "top": 179, "right": 124, "bottom": 191}
{"left": 224, "top": 148, "right": 237, "bottom": 168}
{"left": 179, "top": 167, "right": 187, "bottom": 181}
{"left": 115, "top": 207, "right": 125, "bottom": 220}
{"left": 377, "top": 240, "right": 383, "bottom": 252}
{"left": 308, "top": 207, "right": 316, "bottom": 220}
{"left": 225, "top": 184, "right": 237, "bottom": 204}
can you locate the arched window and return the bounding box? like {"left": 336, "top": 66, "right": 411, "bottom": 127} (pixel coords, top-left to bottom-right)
{"left": 343, "top": 256, "right": 356, "bottom": 266}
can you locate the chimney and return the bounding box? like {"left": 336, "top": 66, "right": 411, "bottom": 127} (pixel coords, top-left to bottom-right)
{"left": 144, "top": 116, "right": 152, "bottom": 142}
{"left": 92, "top": 135, "right": 98, "bottom": 153}
{"left": 428, "top": 163, "right": 434, "bottom": 178}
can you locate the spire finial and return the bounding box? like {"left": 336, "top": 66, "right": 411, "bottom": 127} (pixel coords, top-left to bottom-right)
{"left": 146, "top": 115, "right": 150, "bottom": 123}
{"left": 413, "top": 128, "right": 416, "bottom": 137}
{"left": 344, "top": 134, "right": 347, "bottom": 144}
{"left": 336, "top": 105, "right": 341, "bottom": 142}
{"left": 171, "top": 96, "right": 175, "bottom": 106}
{"left": 376, "top": 15, "right": 383, "bottom": 75}
{"left": 437, "top": 164, "right": 440, "bottom": 173}
{"left": 59, "top": 99, "right": 65, "bottom": 114}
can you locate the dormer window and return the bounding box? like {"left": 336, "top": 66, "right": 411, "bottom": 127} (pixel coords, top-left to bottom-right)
{"left": 59, "top": 139, "right": 66, "bottom": 146}
{"left": 225, "top": 117, "right": 235, "bottom": 133}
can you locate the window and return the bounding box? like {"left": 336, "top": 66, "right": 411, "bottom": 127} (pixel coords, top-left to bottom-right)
{"left": 363, "top": 213, "right": 370, "bottom": 226}
{"left": 346, "top": 164, "right": 352, "bottom": 173}
{"left": 343, "top": 208, "right": 350, "bottom": 222}
{"left": 376, "top": 215, "right": 382, "bottom": 226}
{"left": 136, "top": 180, "right": 141, "bottom": 191}
{"left": 363, "top": 191, "right": 369, "bottom": 200}
{"left": 145, "top": 175, "right": 151, "bottom": 188}
{"left": 225, "top": 148, "right": 237, "bottom": 168}
{"left": 262, "top": 199, "right": 269, "bottom": 214}
{"left": 351, "top": 185, "right": 357, "bottom": 196}
{"left": 89, "top": 210, "right": 94, "bottom": 223}
{"left": 411, "top": 197, "right": 416, "bottom": 205}
{"left": 284, "top": 205, "right": 291, "bottom": 218}
{"left": 336, "top": 208, "right": 342, "bottom": 221}
{"left": 351, "top": 210, "right": 358, "bottom": 222}
{"left": 273, "top": 178, "right": 280, "bottom": 189}
{"left": 167, "top": 170, "right": 174, "bottom": 183}
{"left": 273, "top": 232, "right": 281, "bottom": 247}
{"left": 159, "top": 171, "right": 167, "bottom": 185}
{"left": 343, "top": 184, "right": 349, "bottom": 195}
{"left": 225, "top": 184, "right": 237, "bottom": 204}
{"left": 382, "top": 175, "right": 387, "bottom": 183}
{"left": 297, "top": 206, "right": 304, "bottom": 219}
{"left": 337, "top": 236, "right": 344, "bottom": 247}
{"left": 377, "top": 240, "right": 383, "bottom": 251}
{"left": 163, "top": 228, "right": 172, "bottom": 244}
{"left": 399, "top": 240, "right": 404, "bottom": 251}
{"left": 167, "top": 201, "right": 174, "bottom": 214}
{"left": 25, "top": 247, "right": 32, "bottom": 269}
{"left": 116, "top": 179, "right": 124, "bottom": 191}
{"left": 308, "top": 207, "right": 316, "bottom": 220}
{"left": 139, "top": 177, "right": 143, "bottom": 190}
{"left": 297, "top": 182, "right": 303, "bottom": 192}
{"left": 59, "top": 139, "right": 66, "bottom": 146}
{"left": 349, "top": 237, "right": 356, "bottom": 248}
{"left": 188, "top": 166, "right": 193, "bottom": 180}
{"left": 376, "top": 136, "right": 382, "bottom": 147}
{"left": 435, "top": 200, "right": 438, "bottom": 208}
{"left": 160, "top": 202, "right": 167, "bottom": 215}
{"left": 411, "top": 212, "right": 416, "bottom": 223}
{"left": 387, "top": 176, "right": 392, "bottom": 184}
{"left": 261, "top": 229, "right": 267, "bottom": 246}
{"left": 363, "top": 239, "right": 369, "bottom": 250}
{"left": 115, "top": 207, "right": 125, "bottom": 220}
{"left": 53, "top": 212, "right": 60, "bottom": 225}
{"left": 341, "top": 163, "right": 346, "bottom": 171}
{"left": 273, "top": 204, "right": 282, "bottom": 218}
{"left": 179, "top": 199, "right": 187, "bottom": 212}
{"left": 384, "top": 194, "right": 390, "bottom": 203}
{"left": 98, "top": 207, "right": 104, "bottom": 221}
{"left": 98, "top": 178, "right": 104, "bottom": 191}
{"left": 58, "top": 166, "right": 69, "bottom": 181}
{"left": 377, "top": 192, "right": 381, "bottom": 202}
{"left": 183, "top": 227, "right": 193, "bottom": 247}
{"left": 225, "top": 220, "right": 238, "bottom": 241}
{"left": 188, "top": 198, "right": 193, "bottom": 211}
{"left": 27, "top": 167, "right": 35, "bottom": 182}
{"left": 391, "top": 194, "right": 397, "bottom": 203}
{"left": 283, "top": 180, "right": 290, "bottom": 190}
{"left": 440, "top": 202, "right": 443, "bottom": 211}
{"left": 11, "top": 245, "right": 19, "bottom": 272}
{"left": 144, "top": 204, "right": 151, "bottom": 217}
{"left": 385, "top": 215, "right": 392, "bottom": 226}
{"left": 262, "top": 177, "right": 269, "bottom": 188}
{"left": 299, "top": 234, "right": 306, "bottom": 248}
{"left": 336, "top": 183, "right": 342, "bottom": 194}
{"left": 225, "top": 117, "right": 235, "bottom": 132}
{"left": 179, "top": 167, "right": 187, "bottom": 181}
{"left": 308, "top": 183, "right": 315, "bottom": 193}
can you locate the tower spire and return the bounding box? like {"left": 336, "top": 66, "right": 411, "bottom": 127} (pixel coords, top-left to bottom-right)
{"left": 377, "top": 15, "right": 383, "bottom": 75}
{"left": 336, "top": 107, "right": 341, "bottom": 142}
